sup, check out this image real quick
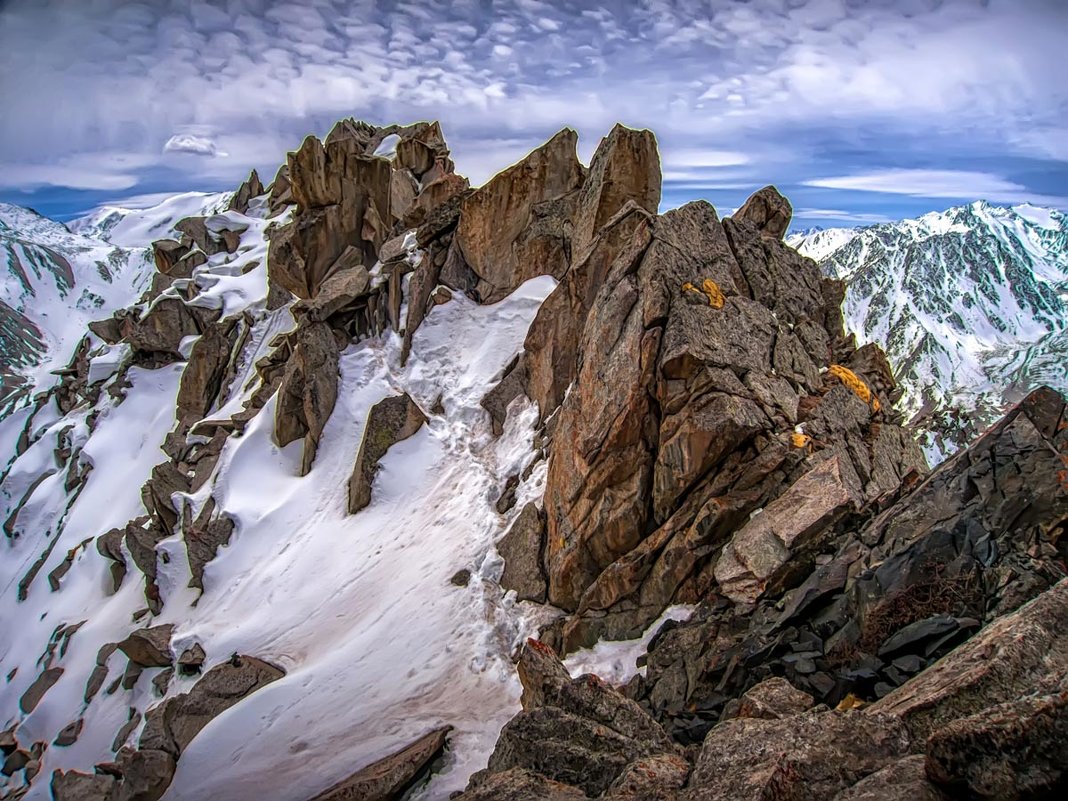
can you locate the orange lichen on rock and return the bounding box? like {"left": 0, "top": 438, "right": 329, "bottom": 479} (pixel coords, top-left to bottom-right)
{"left": 828, "top": 364, "right": 872, "bottom": 404}
{"left": 682, "top": 278, "right": 725, "bottom": 309}
{"left": 836, "top": 693, "right": 867, "bottom": 711}
{"left": 790, "top": 432, "right": 811, "bottom": 449}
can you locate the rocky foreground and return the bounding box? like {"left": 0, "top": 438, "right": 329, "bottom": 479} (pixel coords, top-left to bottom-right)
{"left": 0, "top": 117, "right": 1065, "bottom": 800}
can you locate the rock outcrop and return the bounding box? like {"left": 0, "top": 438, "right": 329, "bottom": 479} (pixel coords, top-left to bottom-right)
{"left": 347, "top": 393, "right": 428, "bottom": 513}
{"left": 515, "top": 187, "right": 925, "bottom": 653}
{"left": 51, "top": 655, "right": 284, "bottom": 801}
{"left": 306, "top": 726, "right": 452, "bottom": 801}
{"left": 461, "top": 640, "right": 680, "bottom": 799}
{"left": 228, "top": 168, "right": 265, "bottom": 214}
{"left": 274, "top": 320, "right": 340, "bottom": 475}
{"left": 463, "top": 580, "right": 1068, "bottom": 801}
{"left": 632, "top": 386, "right": 1067, "bottom": 743}
{"left": 731, "top": 184, "right": 793, "bottom": 239}
{"left": 455, "top": 128, "right": 585, "bottom": 303}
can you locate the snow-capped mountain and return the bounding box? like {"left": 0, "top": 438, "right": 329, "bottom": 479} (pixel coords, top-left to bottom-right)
{"left": 68, "top": 192, "right": 232, "bottom": 248}
{"left": 0, "top": 205, "right": 151, "bottom": 415}
{"left": 0, "top": 193, "right": 235, "bottom": 417}
{"left": 788, "top": 201, "right": 1068, "bottom": 461}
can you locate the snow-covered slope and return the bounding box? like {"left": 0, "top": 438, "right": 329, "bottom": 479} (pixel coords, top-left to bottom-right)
{"left": 786, "top": 225, "right": 859, "bottom": 262}
{"left": 0, "top": 166, "right": 662, "bottom": 798}
{"left": 0, "top": 204, "right": 153, "bottom": 414}
{"left": 68, "top": 192, "right": 232, "bottom": 248}
{"left": 790, "top": 201, "right": 1068, "bottom": 461}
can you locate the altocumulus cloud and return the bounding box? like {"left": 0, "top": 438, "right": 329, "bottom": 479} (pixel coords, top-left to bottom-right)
{"left": 0, "top": 0, "right": 1065, "bottom": 222}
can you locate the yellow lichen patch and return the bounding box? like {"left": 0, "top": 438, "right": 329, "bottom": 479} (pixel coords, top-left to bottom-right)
{"left": 790, "top": 432, "right": 812, "bottom": 449}
{"left": 836, "top": 693, "right": 867, "bottom": 711}
{"left": 828, "top": 364, "right": 872, "bottom": 404}
{"left": 871, "top": 395, "right": 882, "bottom": 413}
{"left": 682, "top": 278, "right": 726, "bottom": 309}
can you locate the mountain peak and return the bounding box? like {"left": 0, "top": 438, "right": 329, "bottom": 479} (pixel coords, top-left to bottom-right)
{"left": 1, "top": 119, "right": 1065, "bottom": 801}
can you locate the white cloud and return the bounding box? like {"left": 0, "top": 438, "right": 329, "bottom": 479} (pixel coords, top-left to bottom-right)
{"left": 662, "top": 148, "right": 751, "bottom": 169}
{"left": 163, "top": 134, "right": 225, "bottom": 157}
{"left": 0, "top": 0, "right": 1064, "bottom": 208}
{"left": 0, "top": 151, "right": 160, "bottom": 191}
{"left": 793, "top": 207, "right": 895, "bottom": 224}
{"left": 803, "top": 169, "right": 1068, "bottom": 208}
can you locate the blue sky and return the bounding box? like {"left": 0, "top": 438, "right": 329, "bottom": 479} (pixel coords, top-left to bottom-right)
{"left": 1, "top": 0, "right": 1066, "bottom": 228}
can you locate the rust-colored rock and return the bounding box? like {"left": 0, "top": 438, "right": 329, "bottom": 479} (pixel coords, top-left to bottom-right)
{"left": 176, "top": 322, "right": 234, "bottom": 423}
{"left": 732, "top": 184, "right": 792, "bottom": 239}
{"left": 274, "top": 321, "right": 340, "bottom": 476}
{"left": 455, "top": 128, "right": 584, "bottom": 303}
{"left": 228, "top": 168, "right": 265, "bottom": 214}
{"left": 570, "top": 123, "right": 662, "bottom": 260}
{"left": 306, "top": 726, "right": 451, "bottom": 801}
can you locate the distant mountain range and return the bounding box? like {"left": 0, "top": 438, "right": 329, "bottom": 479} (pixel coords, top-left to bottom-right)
{"left": 0, "top": 193, "right": 229, "bottom": 413}
{"left": 789, "top": 201, "right": 1068, "bottom": 462}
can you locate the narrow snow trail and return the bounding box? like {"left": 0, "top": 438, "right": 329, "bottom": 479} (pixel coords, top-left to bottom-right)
{"left": 153, "top": 277, "right": 557, "bottom": 800}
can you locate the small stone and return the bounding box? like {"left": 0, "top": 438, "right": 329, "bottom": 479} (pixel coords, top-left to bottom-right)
{"left": 152, "top": 668, "right": 174, "bottom": 696}
{"left": 54, "top": 719, "right": 83, "bottom": 747}
{"left": 450, "top": 569, "right": 472, "bottom": 587}
{"left": 495, "top": 474, "right": 520, "bottom": 514}
{"left": 178, "top": 643, "right": 206, "bottom": 676}
{"left": 1, "top": 748, "right": 29, "bottom": 777}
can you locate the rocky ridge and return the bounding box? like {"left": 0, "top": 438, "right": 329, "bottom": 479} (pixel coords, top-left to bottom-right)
{"left": 0, "top": 116, "right": 1064, "bottom": 801}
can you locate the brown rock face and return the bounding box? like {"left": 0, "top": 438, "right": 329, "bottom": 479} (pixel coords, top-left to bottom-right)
{"left": 268, "top": 134, "right": 392, "bottom": 300}
{"left": 686, "top": 710, "right": 911, "bottom": 800}
{"left": 123, "top": 298, "right": 218, "bottom": 359}
{"left": 925, "top": 689, "right": 1068, "bottom": 800}
{"left": 116, "top": 624, "right": 174, "bottom": 668}
{"left": 140, "top": 655, "right": 284, "bottom": 758}
{"left": 347, "top": 393, "right": 428, "bottom": 513}
{"left": 56, "top": 655, "right": 285, "bottom": 801}
{"left": 570, "top": 124, "right": 662, "bottom": 260}
{"left": 524, "top": 202, "right": 653, "bottom": 423}
{"left": 228, "top": 168, "right": 265, "bottom": 214}
{"left": 266, "top": 119, "right": 460, "bottom": 309}
{"left": 306, "top": 726, "right": 452, "bottom": 801}
{"left": 532, "top": 188, "right": 924, "bottom": 636}
{"left": 455, "top": 128, "right": 585, "bottom": 303}
{"left": 498, "top": 502, "right": 549, "bottom": 603}
{"left": 634, "top": 387, "right": 1067, "bottom": 744}
{"left": 731, "top": 184, "right": 792, "bottom": 239}
{"left": 460, "top": 639, "right": 679, "bottom": 799}
{"left": 274, "top": 320, "right": 340, "bottom": 475}
{"left": 713, "top": 453, "right": 861, "bottom": 604}
{"left": 176, "top": 321, "right": 234, "bottom": 423}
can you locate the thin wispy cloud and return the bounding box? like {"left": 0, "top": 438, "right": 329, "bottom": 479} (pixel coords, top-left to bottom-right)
{"left": 804, "top": 169, "right": 1068, "bottom": 208}
{"left": 793, "top": 208, "right": 896, "bottom": 226}
{"left": 0, "top": 0, "right": 1065, "bottom": 225}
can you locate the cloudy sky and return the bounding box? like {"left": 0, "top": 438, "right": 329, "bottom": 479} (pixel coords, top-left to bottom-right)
{"left": 1, "top": 0, "right": 1066, "bottom": 228}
